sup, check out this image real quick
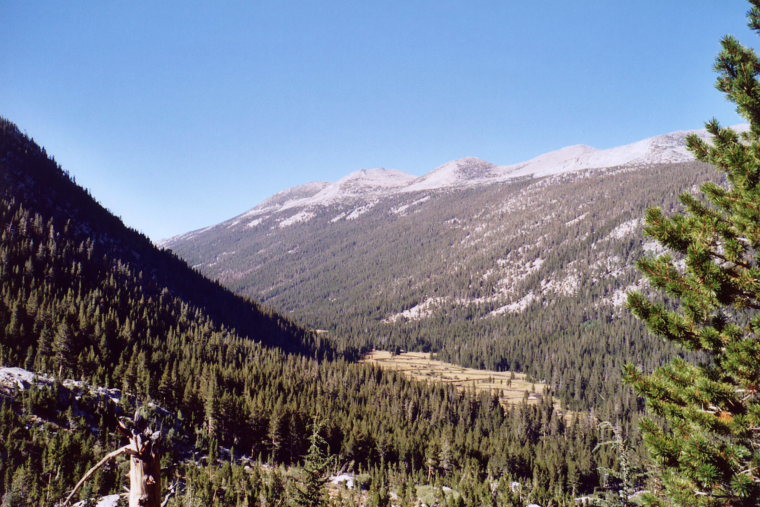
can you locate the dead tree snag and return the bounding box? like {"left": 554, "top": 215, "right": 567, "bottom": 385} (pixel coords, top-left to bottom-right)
{"left": 63, "top": 412, "right": 162, "bottom": 507}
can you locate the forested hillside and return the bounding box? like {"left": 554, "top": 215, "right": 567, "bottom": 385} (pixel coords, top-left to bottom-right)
{"left": 0, "top": 117, "right": 624, "bottom": 506}
{"left": 0, "top": 119, "right": 330, "bottom": 360}
{"left": 166, "top": 151, "right": 717, "bottom": 414}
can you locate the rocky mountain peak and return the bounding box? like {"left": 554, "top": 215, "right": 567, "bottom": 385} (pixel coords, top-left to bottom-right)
{"left": 403, "top": 157, "right": 499, "bottom": 192}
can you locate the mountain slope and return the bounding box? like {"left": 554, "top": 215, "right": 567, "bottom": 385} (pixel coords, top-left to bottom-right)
{"left": 0, "top": 119, "right": 325, "bottom": 358}
{"left": 165, "top": 127, "right": 724, "bottom": 411}
{"left": 0, "top": 116, "right": 617, "bottom": 506}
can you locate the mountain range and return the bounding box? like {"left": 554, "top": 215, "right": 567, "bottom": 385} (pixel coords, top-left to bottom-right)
{"left": 164, "top": 126, "right": 731, "bottom": 411}
{"left": 168, "top": 128, "right": 712, "bottom": 240}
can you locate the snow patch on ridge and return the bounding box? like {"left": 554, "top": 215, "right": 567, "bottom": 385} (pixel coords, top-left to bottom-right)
{"left": 541, "top": 271, "right": 581, "bottom": 297}
{"left": 230, "top": 170, "right": 416, "bottom": 227}
{"left": 383, "top": 297, "right": 446, "bottom": 323}
{"left": 490, "top": 292, "right": 537, "bottom": 315}
{"left": 279, "top": 210, "right": 316, "bottom": 228}
{"left": 609, "top": 219, "right": 642, "bottom": 239}
{"left": 566, "top": 212, "right": 589, "bottom": 226}
{"left": 600, "top": 278, "right": 650, "bottom": 308}
{"left": 330, "top": 212, "right": 347, "bottom": 223}
{"left": 392, "top": 195, "right": 431, "bottom": 215}
{"left": 345, "top": 201, "right": 379, "bottom": 220}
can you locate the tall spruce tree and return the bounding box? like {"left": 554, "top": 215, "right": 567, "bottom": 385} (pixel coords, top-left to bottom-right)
{"left": 291, "top": 423, "right": 332, "bottom": 507}
{"left": 625, "top": 2, "right": 760, "bottom": 505}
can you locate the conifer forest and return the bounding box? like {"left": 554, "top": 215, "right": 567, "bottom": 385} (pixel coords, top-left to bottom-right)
{"left": 4, "top": 1, "right": 760, "bottom": 506}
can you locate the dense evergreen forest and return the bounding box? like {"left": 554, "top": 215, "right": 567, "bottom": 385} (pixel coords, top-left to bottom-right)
{"left": 0, "top": 117, "right": 635, "bottom": 506}
{"left": 168, "top": 149, "right": 714, "bottom": 417}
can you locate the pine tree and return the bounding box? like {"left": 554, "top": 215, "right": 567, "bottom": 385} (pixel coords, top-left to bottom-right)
{"left": 53, "top": 320, "right": 75, "bottom": 378}
{"left": 203, "top": 368, "right": 220, "bottom": 440}
{"left": 291, "top": 423, "right": 332, "bottom": 507}
{"left": 592, "top": 422, "right": 646, "bottom": 507}
{"left": 263, "top": 468, "right": 287, "bottom": 507}
{"left": 268, "top": 403, "right": 286, "bottom": 464}
{"left": 367, "top": 476, "right": 391, "bottom": 507}
{"left": 625, "top": 2, "right": 760, "bottom": 504}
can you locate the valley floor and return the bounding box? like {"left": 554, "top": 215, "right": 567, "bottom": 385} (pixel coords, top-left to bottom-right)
{"left": 361, "top": 350, "right": 562, "bottom": 410}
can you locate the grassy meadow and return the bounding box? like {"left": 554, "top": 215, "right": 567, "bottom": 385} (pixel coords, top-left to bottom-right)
{"left": 361, "top": 350, "right": 562, "bottom": 410}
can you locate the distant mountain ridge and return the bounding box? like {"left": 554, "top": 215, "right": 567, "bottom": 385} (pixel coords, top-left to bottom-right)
{"left": 164, "top": 125, "right": 734, "bottom": 410}
{"left": 165, "top": 126, "right": 732, "bottom": 243}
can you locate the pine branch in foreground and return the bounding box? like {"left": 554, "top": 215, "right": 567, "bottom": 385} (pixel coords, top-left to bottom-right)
{"left": 625, "top": 3, "right": 760, "bottom": 505}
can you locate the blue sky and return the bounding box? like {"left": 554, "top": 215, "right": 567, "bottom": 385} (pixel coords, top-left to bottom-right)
{"left": 0, "top": 1, "right": 753, "bottom": 240}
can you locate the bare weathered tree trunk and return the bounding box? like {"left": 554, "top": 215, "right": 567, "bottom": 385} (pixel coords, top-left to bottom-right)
{"left": 64, "top": 412, "right": 162, "bottom": 507}
{"left": 126, "top": 422, "right": 161, "bottom": 507}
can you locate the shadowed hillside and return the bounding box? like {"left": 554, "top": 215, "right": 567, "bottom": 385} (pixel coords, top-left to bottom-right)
{"left": 0, "top": 117, "right": 330, "bottom": 358}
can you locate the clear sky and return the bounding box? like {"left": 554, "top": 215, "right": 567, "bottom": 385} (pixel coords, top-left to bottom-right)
{"left": 1, "top": 1, "right": 753, "bottom": 241}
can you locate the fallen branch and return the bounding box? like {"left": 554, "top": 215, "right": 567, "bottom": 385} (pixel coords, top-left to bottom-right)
{"left": 160, "top": 480, "right": 179, "bottom": 507}
{"left": 63, "top": 445, "right": 132, "bottom": 506}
